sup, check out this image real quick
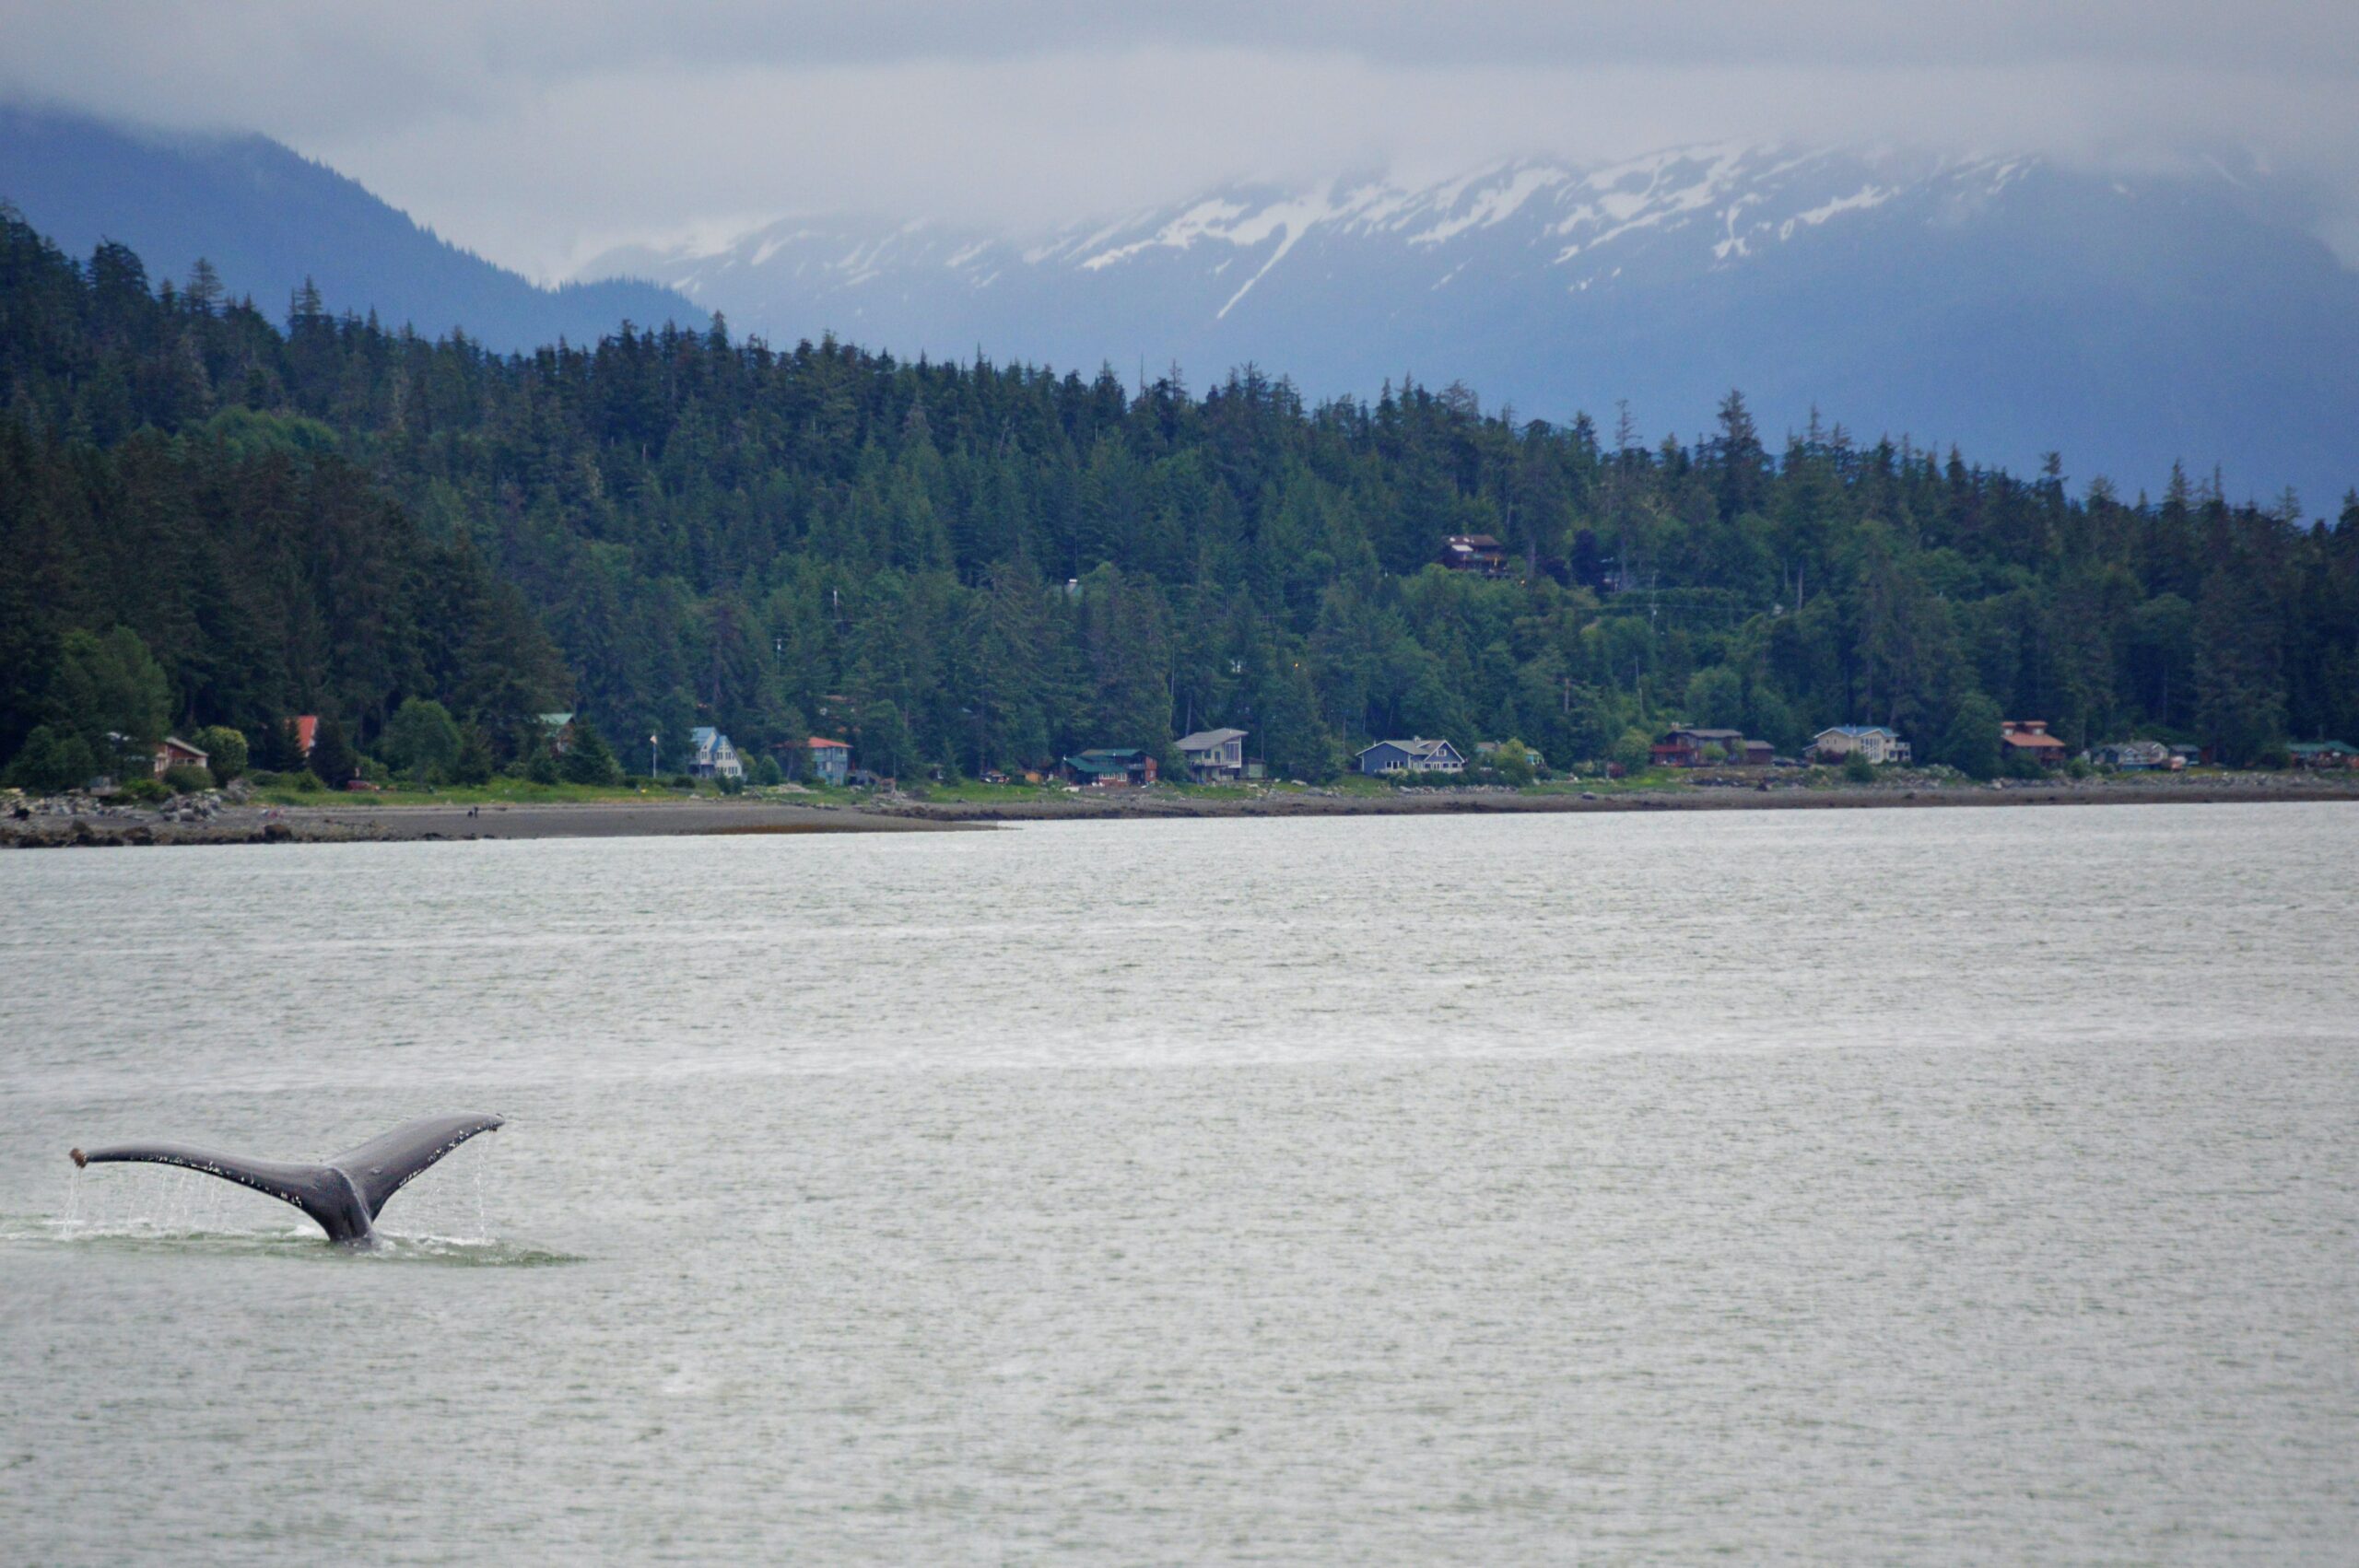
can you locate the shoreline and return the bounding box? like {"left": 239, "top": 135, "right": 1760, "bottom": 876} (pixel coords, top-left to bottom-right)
{"left": 863, "top": 776, "right": 2359, "bottom": 824}
{"left": 6, "top": 774, "right": 2358, "bottom": 848}
{"left": 0, "top": 797, "right": 970, "bottom": 848}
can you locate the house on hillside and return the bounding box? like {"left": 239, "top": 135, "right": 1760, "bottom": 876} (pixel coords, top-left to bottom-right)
{"left": 1177, "top": 728, "right": 1250, "bottom": 782}
{"left": 2288, "top": 740, "right": 2359, "bottom": 769}
{"left": 806, "top": 736, "right": 851, "bottom": 786}
{"left": 1062, "top": 748, "right": 1157, "bottom": 787}
{"left": 2001, "top": 720, "right": 2069, "bottom": 767}
{"left": 688, "top": 726, "right": 745, "bottom": 780}
{"left": 1812, "top": 725, "right": 1911, "bottom": 766}
{"left": 152, "top": 736, "right": 208, "bottom": 778}
{"left": 536, "top": 711, "right": 577, "bottom": 754}
{"left": 1355, "top": 738, "right": 1467, "bottom": 776}
{"left": 1652, "top": 728, "right": 1758, "bottom": 767}
{"left": 1438, "top": 534, "right": 1509, "bottom": 578}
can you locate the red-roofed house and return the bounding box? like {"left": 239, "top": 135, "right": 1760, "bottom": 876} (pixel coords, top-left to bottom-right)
{"left": 152, "top": 736, "right": 208, "bottom": 778}
{"left": 292, "top": 715, "right": 319, "bottom": 757}
{"left": 806, "top": 736, "right": 851, "bottom": 786}
{"left": 2001, "top": 720, "right": 2069, "bottom": 766}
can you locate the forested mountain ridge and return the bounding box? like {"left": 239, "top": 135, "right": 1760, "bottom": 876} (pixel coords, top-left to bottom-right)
{"left": 3, "top": 211, "right": 2354, "bottom": 789}
{"left": 0, "top": 105, "right": 701, "bottom": 355}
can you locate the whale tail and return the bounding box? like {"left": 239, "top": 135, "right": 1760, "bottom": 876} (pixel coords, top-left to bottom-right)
{"left": 329, "top": 1114, "right": 508, "bottom": 1218}
{"left": 69, "top": 1113, "right": 504, "bottom": 1243}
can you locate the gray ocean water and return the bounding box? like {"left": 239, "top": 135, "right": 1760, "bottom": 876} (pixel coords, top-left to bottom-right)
{"left": 2, "top": 804, "right": 2354, "bottom": 1563}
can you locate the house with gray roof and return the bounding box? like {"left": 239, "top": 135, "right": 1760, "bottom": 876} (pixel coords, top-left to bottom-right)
{"left": 1177, "top": 727, "right": 1250, "bottom": 782}
{"left": 1355, "top": 738, "right": 1466, "bottom": 777}
{"left": 2093, "top": 739, "right": 2177, "bottom": 770}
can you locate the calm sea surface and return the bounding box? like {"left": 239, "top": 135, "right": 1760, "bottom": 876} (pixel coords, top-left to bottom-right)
{"left": 2, "top": 804, "right": 2354, "bottom": 1563}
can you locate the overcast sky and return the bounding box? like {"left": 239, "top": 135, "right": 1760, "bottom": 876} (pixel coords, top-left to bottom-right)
{"left": 6, "top": 2, "right": 2357, "bottom": 278}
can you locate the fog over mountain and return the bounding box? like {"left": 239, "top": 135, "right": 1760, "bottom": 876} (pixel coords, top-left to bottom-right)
{"left": 592, "top": 145, "right": 2359, "bottom": 509}
{"left": 0, "top": 107, "right": 702, "bottom": 354}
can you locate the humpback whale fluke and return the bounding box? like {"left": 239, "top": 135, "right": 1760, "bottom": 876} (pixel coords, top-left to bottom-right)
{"left": 68, "top": 1113, "right": 505, "bottom": 1244}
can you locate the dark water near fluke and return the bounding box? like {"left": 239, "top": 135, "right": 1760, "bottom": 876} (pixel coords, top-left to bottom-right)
{"left": 4, "top": 806, "right": 2354, "bottom": 1562}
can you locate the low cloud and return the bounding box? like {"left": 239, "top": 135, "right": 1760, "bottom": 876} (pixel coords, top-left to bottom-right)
{"left": 4, "top": 5, "right": 2354, "bottom": 275}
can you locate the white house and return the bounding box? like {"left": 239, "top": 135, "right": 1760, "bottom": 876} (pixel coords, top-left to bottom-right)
{"left": 688, "top": 726, "right": 745, "bottom": 780}
{"left": 1812, "top": 725, "right": 1911, "bottom": 766}
{"left": 1176, "top": 727, "right": 1250, "bottom": 782}
{"left": 1355, "top": 738, "right": 1467, "bottom": 777}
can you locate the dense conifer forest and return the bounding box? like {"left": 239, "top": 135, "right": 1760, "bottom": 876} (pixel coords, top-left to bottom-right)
{"left": 3, "top": 210, "right": 2354, "bottom": 786}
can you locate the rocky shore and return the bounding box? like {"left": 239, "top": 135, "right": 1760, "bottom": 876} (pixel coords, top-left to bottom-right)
{"left": 0, "top": 793, "right": 967, "bottom": 848}
{"left": 7, "top": 771, "right": 2356, "bottom": 848}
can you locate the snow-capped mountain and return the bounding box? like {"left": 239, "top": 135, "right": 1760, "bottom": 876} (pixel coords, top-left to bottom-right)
{"left": 592, "top": 146, "right": 2359, "bottom": 508}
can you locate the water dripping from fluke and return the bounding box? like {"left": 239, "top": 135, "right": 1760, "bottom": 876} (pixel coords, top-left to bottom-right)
{"left": 62, "top": 1113, "right": 506, "bottom": 1246}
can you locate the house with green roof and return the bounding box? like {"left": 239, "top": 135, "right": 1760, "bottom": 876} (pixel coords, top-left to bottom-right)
{"left": 1061, "top": 748, "right": 1157, "bottom": 786}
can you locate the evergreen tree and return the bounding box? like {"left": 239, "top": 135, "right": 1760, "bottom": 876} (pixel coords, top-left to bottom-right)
{"left": 1939, "top": 693, "right": 2002, "bottom": 779}
{"left": 560, "top": 716, "right": 622, "bottom": 785}
{"left": 381, "top": 698, "right": 463, "bottom": 781}
{"left": 859, "top": 698, "right": 916, "bottom": 781}
{"left": 3, "top": 725, "right": 97, "bottom": 793}
{"left": 308, "top": 715, "right": 358, "bottom": 786}
{"left": 257, "top": 714, "right": 306, "bottom": 774}
{"left": 0, "top": 213, "right": 2352, "bottom": 795}
{"left": 53, "top": 626, "right": 170, "bottom": 750}
{"left": 452, "top": 725, "right": 496, "bottom": 785}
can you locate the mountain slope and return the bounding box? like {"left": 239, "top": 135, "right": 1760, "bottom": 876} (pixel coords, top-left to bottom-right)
{"left": 596, "top": 146, "right": 2359, "bottom": 509}
{"left": 0, "top": 106, "right": 702, "bottom": 352}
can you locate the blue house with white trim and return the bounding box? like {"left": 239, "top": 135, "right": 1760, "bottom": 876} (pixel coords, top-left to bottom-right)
{"left": 688, "top": 726, "right": 745, "bottom": 779}
{"left": 1355, "top": 738, "right": 1466, "bottom": 777}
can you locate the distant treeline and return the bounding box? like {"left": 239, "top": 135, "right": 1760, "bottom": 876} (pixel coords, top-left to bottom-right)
{"left": 2, "top": 209, "right": 2354, "bottom": 784}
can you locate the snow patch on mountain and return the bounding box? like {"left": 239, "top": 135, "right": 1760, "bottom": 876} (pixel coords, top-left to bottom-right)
{"left": 620, "top": 145, "right": 2049, "bottom": 318}
{"left": 1405, "top": 165, "right": 1566, "bottom": 247}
